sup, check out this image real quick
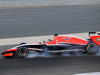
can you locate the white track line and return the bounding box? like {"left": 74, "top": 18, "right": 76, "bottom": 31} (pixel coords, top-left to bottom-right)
{"left": 74, "top": 72, "right": 100, "bottom": 75}
{"left": 0, "top": 32, "right": 100, "bottom": 46}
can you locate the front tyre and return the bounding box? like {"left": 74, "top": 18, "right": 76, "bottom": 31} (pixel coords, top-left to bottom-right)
{"left": 17, "top": 47, "right": 29, "bottom": 58}
{"left": 87, "top": 42, "right": 98, "bottom": 54}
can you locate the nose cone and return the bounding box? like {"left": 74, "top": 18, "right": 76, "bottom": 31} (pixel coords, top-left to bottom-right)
{"left": 4, "top": 53, "right": 14, "bottom": 57}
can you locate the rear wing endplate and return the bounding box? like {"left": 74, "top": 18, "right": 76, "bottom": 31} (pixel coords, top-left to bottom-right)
{"left": 89, "top": 32, "right": 100, "bottom": 36}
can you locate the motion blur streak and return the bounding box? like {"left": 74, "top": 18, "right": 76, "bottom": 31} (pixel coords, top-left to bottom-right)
{"left": 0, "top": 56, "right": 100, "bottom": 75}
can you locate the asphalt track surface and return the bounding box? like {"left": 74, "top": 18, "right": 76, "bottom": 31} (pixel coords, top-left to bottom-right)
{"left": 0, "top": 5, "right": 100, "bottom": 75}
{"left": 0, "top": 56, "right": 100, "bottom": 75}
{"left": 0, "top": 5, "right": 100, "bottom": 38}
{"left": 0, "top": 45, "right": 100, "bottom": 75}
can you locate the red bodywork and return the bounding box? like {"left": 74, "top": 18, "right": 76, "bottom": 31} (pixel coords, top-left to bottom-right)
{"left": 4, "top": 49, "right": 17, "bottom": 57}
{"left": 4, "top": 53, "right": 13, "bottom": 57}
{"left": 45, "top": 36, "right": 88, "bottom": 45}
{"left": 90, "top": 35, "right": 100, "bottom": 46}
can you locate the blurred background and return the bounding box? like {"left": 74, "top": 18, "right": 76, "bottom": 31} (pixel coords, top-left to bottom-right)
{"left": 0, "top": 0, "right": 100, "bottom": 75}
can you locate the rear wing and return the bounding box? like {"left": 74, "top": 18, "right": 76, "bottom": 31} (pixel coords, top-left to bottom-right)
{"left": 89, "top": 32, "right": 100, "bottom": 46}
{"left": 89, "top": 32, "right": 100, "bottom": 36}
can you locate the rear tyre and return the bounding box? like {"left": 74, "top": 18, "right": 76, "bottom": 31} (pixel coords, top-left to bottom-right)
{"left": 17, "top": 47, "right": 29, "bottom": 58}
{"left": 87, "top": 42, "right": 98, "bottom": 54}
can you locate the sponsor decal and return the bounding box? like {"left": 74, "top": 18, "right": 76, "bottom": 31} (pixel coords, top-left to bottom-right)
{"left": 63, "top": 37, "right": 71, "bottom": 41}
{"left": 65, "top": 38, "right": 70, "bottom": 41}
{"left": 97, "top": 38, "right": 100, "bottom": 42}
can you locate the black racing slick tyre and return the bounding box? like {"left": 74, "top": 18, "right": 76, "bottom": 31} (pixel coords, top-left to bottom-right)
{"left": 17, "top": 47, "right": 29, "bottom": 58}
{"left": 87, "top": 42, "right": 98, "bottom": 54}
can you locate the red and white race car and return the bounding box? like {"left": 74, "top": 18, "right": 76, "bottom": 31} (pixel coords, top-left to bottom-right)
{"left": 1, "top": 32, "right": 100, "bottom": 58}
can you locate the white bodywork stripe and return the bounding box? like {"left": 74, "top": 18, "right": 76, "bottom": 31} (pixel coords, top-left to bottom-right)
{"left": 57, "top": 42, "right": 86, "bottom": 45}
{"left": 28, "top": 48, "right": 43, "bottom": 51}
{"left": 48, "top": 49, "right": 84, "bottom": 53}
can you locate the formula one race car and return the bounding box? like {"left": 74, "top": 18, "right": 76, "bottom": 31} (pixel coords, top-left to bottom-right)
{"left": 1, "top": 32, "right": 100, "bottom": 58}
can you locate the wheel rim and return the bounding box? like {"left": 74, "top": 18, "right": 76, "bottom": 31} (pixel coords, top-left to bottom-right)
{"left": 17, "top": 47, "right": 28, "bottom": 58}
{"left": 87, "top": 43, "right": 98, "bottom": 54}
